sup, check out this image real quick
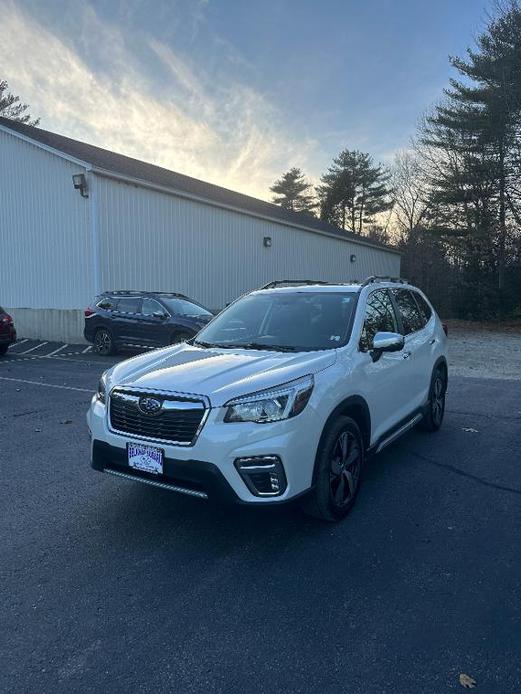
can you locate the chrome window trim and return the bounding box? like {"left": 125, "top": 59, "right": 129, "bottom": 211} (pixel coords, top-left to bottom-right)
{"left": 108, "top": 386, "right": 210, "bottom": 447}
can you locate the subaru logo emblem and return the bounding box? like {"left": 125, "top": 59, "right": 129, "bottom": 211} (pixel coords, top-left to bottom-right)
{"left": 138, "top": 396, "right": 162, "bottom": 416}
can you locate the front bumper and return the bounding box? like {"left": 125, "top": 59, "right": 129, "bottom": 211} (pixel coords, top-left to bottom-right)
{"left": 87, "top": 394, "right": 322, "bottom": 504}
{"left": 91, "top": 440, "right": 241, "bottom": 503}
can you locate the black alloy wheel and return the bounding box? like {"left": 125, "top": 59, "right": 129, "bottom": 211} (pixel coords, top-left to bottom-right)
{"left": 301, "top": 415, "right": 365, "bottom": 522}
{"left": 94, "top": 328, "right": 115, "bottom": 356}
{"left": 420, "top": 366, "right": 447, "bottom": 432}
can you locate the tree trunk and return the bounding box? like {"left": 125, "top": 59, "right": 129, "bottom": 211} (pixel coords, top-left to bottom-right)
{"left": 498, "top": 140, "right": 506, "bottom": 320}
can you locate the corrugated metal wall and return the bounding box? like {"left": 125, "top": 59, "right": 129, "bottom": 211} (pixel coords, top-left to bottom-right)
{"left": 0, "top": 130, "right": 400, "bottom": 321}
{"left": 0, "top": 130, "right": 92, "bottom": 309}
{"left": 97, "top": 176, "right": 400, "bottom": 309}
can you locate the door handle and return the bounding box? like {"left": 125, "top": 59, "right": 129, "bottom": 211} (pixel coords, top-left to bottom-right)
{"left": 429, "top": 338, "right": 436, "bottom": 345}
{"left": 403, "top": 351, "right": 412, "bottom": 359}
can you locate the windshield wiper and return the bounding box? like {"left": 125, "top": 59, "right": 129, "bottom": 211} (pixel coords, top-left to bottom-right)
{"left": 193, "top": 340, "right": 219, "bottom": 348}
{"left": 209, "top": 342, "right": 298, "bottom": 352}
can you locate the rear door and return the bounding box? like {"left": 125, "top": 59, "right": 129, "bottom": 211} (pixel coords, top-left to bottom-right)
{"left": 390, "top": 289, "right": 433, "bottom": 408}
{"left": 111, "top": 297, "right": 142, "bottom": 344}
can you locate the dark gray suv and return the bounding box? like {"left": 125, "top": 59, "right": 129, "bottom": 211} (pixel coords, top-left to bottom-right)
{"left": 84, "top": 291, "right": 213, "bottom": 355}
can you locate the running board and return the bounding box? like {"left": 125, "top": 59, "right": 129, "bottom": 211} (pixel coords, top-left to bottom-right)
{"left": 375, "top": 413, "right": 423, "bottom": 453}
{"left": 104, "top": 468, "right": 208, "bottom": 499}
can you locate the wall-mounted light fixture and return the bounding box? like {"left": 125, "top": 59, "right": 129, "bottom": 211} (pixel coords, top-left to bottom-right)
{"left": 350, "top": 254, "right": 356, "bottom": 263}
{"left": 72, "top": 173, "right": 89, "bottom": 198}
{"left": 263, "top": 236, "right": 272, "bottom": 248}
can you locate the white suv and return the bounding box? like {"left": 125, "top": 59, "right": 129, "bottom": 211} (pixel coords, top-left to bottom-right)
{"left": 87, "top": 277, "right": 448, "bottom": 521}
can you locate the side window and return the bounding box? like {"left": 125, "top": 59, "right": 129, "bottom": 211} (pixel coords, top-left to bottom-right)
{"left": 116, "top": 297, "right": 141, "bottom": 314}
{"left": 142, "top": 298, "right": 165, "bottom": 316}
{"left": 97, "top": 297, "right": 117, "bottom": 311}
{"left": 392, "top": 290, "right": 424, "bottom": 334}
{"left": 359, "top": 290, "right": 398, "bottom": 352}
{"left": 412, "top": 292, "right": 432, "bottom": 326}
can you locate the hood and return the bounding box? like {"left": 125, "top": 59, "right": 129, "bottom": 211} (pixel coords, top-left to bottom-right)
{"left": 108, "top": 344, "right": 337, "bottom": 406}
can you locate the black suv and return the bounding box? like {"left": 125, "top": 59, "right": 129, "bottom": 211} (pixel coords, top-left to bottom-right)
{"left": 84, "top": 291, "right": 213, "bottom": 355}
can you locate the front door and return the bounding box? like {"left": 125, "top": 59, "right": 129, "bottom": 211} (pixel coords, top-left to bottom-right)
{"left": 136, "top": 298, "right": 171, "bottom": 346}
{"left": 356, "top": 288, "right": 417, "bottom": 442}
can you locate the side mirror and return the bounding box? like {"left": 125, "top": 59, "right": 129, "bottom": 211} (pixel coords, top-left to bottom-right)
{"left": 371, "top": 331, "right": 404, "bottom": 362}
{"left": 153, "top": 310, "right": 168, "bottom": 320}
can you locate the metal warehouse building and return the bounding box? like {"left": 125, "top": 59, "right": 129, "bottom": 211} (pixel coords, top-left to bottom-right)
{"left": 0, "top": 116, "right": 400, "bottom": 343}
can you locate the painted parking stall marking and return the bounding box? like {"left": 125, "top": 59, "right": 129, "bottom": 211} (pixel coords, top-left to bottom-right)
{"left": 0, "top": 376, "right": 92, "bottom": 393}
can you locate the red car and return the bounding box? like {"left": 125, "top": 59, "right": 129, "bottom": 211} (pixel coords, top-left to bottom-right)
{"left": 0, "top": 307, "right": 16, "bottom": 356}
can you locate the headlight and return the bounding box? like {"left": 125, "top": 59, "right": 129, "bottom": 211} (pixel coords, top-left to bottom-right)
{"left": 96, "top": 371, "right": 108, "bottom": 403}
{"left": 224, "top": 375, "right": 314, "bottom": 423}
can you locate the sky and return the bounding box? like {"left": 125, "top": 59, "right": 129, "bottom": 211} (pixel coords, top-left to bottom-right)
{"left": 1, "top": 0, "right": 493, "bottom": 200}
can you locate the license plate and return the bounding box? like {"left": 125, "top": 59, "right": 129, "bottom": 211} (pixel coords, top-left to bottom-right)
{"left": 127, "top": 443, "right": 163, "bottom": 475}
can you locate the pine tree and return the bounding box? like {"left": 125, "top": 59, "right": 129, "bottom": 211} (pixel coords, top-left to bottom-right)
{"left": 317, "top": 149, "right": 392, "bottom": 233}
{"left": 0, "top": 80, "right": 40, "bottom": 125}
{"left": 270, "top": 167, "right": 316, "bottom": 215}
{"left": 421, "top": 0, "right": 521, "bottom": 315}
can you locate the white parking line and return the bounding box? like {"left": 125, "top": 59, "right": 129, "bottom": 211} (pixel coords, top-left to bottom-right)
{"left": 0, "top": 376, "right": 92, "bottom": 393}
{"left": 12, "top": 339, "right": 29, "bottom": 348}
{"left": 46, "top": 343, "right": 69, "bottom": 357}
{"left": 82, "top": 346, "right": 93, "bottom": 353}
{"left": 19, "top": 341, "right": 48, "bottom": 355}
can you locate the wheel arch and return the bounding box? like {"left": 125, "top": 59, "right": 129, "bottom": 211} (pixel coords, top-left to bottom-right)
{"left": 311, "top": 395, "right": 371, "bottom": 485}
{"left": 433, "top": 356, "right": 448, "bottom": 385}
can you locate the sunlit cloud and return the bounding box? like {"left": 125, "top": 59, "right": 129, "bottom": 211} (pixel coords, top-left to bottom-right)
{"left": 0, "top": 1, "right": 317, "bottom": 200}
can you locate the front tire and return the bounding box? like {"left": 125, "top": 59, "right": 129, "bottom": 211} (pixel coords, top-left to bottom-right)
{"left": 0, "top": 344, "right": 9, "bottom": 356}
{"left": 420, "top": 366, "right": 447, "bottom": 432}
{"left": 94, "top": 328, "right": 116, "bottom": 356}
{"left": 301, "top": 416, "right": 365, "bottom": 522}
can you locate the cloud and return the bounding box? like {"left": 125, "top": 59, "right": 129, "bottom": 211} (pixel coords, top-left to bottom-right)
{"left": 0, "top": 1, "right": 317, "bottom": 200}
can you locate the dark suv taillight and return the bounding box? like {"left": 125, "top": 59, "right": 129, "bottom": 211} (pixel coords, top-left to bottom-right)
{"left": 0, "top": 313, "right": 13, "bottom": 325}
{"left": 234, "top": 456, "right": 287, "bottom": 497}
{"left": 84, "top": 307, "right": 95, "bottom": 317}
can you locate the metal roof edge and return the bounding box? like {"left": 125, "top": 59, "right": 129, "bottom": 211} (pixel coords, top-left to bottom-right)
{"left": 0, "top": 123, "right": 91, "bottom": 169}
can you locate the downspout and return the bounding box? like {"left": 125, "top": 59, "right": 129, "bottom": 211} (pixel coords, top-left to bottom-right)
{"left": 87, "top": 169, "right": 102, "bottom": 296}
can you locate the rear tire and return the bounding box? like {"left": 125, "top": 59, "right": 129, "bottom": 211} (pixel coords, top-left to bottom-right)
{"left": 420, "top": 365, "right": 447, "bottom": 432}
{"left": 0, "top": 344, "right": 9, "bottom": 356}
{"left": 94, "top": 328, "right": 116, "bottom": 356}
{"left": 301, "top": 416, "right": 365, "bottom": 522}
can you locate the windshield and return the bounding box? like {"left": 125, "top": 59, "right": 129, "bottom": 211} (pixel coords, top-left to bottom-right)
{"left": 161, "top": 297, "right": 212, "bottom": 317}
{"left": 194, "top": 291, "right": 357, "bottom": 351}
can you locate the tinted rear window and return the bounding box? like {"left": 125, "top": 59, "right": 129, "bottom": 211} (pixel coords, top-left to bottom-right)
{"left": 412, "top": 292, "right": 432, "bottom": 324}
{"left": 97, "top": 298, "right": 116, "bottom": 310}
{"left": 392, "top": 289, "right": 425, "bottom": 334}
{"left": 116, "top": 298, "right": 141, "bottom": 313}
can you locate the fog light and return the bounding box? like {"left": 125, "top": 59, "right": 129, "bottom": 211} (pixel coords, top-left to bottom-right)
{"left": 234, "top": 455, "right": 287, "bottom": 497}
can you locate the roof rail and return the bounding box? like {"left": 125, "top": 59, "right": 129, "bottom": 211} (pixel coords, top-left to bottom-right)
{"left": 360, "top": 276, "right": 409, "bottom": 287}
{"left": 260, "top": 279, "right": 333, "bottom": 290}
{"left": 105, "top": 290, "right": 187, "bottom": 297}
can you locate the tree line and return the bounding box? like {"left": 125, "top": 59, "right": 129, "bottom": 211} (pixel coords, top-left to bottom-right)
{"left": 269, "top": 1, "right": 521, "bottom": 321}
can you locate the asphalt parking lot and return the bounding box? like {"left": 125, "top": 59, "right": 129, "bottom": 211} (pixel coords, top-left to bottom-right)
{"left": 1, "top": 343, "right": 520, "bottom": 693}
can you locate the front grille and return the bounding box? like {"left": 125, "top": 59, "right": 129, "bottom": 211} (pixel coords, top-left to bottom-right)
{"left": 109, "top": 389, "right": 207, "bottom": 445}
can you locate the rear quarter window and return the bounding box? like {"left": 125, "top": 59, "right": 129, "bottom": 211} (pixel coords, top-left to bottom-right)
{"left": 412, "top": 292, "right": 432, "bottom": 324}
{"left": 392, "top": 289, "right": 425, "bottom": 334}
{"left": 96, "top": 298, "right": 117, "bottom": 310}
